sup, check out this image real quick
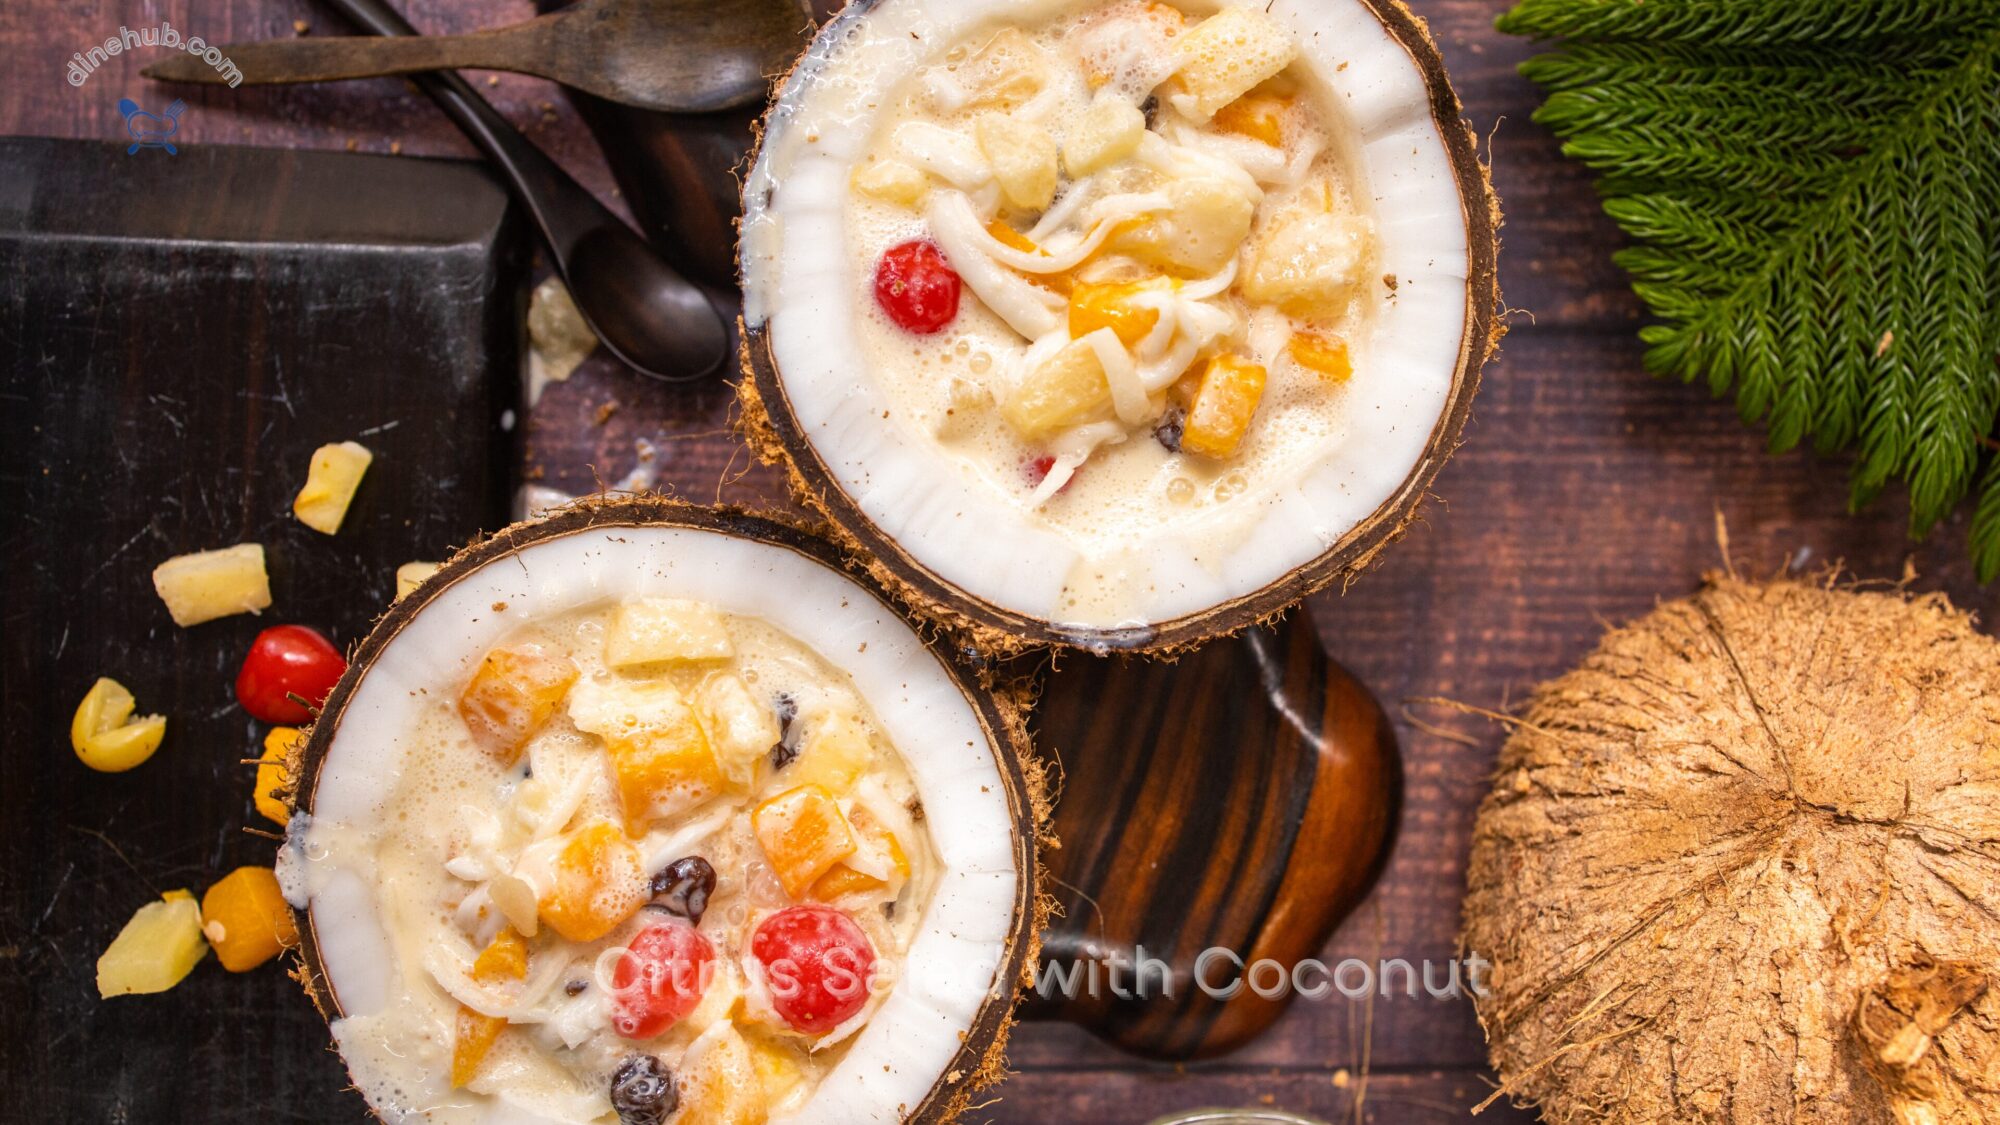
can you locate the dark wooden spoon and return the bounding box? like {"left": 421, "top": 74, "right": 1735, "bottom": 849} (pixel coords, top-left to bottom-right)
{"left": 143, "top": 0, "right": 809, "bottom": 114}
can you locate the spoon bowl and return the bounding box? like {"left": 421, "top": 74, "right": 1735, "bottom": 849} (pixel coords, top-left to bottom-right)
{"left": 566, "top": 223, "right": 731, "bottom": 380}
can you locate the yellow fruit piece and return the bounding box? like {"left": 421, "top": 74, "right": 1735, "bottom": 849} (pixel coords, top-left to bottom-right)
{"left": 255, "top": 727, "right": 300, "bottom": 826}
{"left": 952, "top": 27, "right": 1049, "bottom": 111}
{"left": 151, "top": 543, "right": 271, "bottom": 627}
{"left": 791, "top": 711, "right": 876, "bottom": 795}
{"left": 71, "top": 677, "right": 167, "bottom": 773}
{"left": 473, "top": 927, "right": 530, "bottom": 983}
{"left": 809, "top": 811, "right": 911, "bottom": 901}
{"left": 1076, "top": 1, "right": 1185, "bottom": 89}
{"left": 1063, "top": 97, "right": 1147, "bottom": 176}
{"left": 200, "top": 866, "right": 298, "bottom": 973}
{"left": 1000, "top": 339, "right": 1114, "bottom": 441}
{"left": 974, "top": 116, "right": 1059, "bottom": 212}
{"left": 1181, "top": 354, "right": 1268, "bottom": 460}
{"left": 1109, "top": 177, "right": 1256, "bottom": 277}
{"left": 292, "top": 440, "right": 373, "bottom": 535}
{"left": 393, "top": 561, "right": 439, "bottom": 602}
{"left": 1069, "top": 276, "right": 1176, "bottom": 347}
{"left": 748, "top": 1035, "right": 805, "bottom": 1104}
{"left": 97, "top": 889, "right": 208, "bottom": 997}
{"left": 986, "top": 219, "right": 1041, "bottom": 256}
{"left": 538, "top": 820, "right": 648, "bottom": 943}
{"left": 696, "top": 673, "right": 782, "bottom": 777}
{"left": 1212, "top": 92, "right": 1290, "bottom": 146}
{"left": 1171, "top": 6, "right": 1298, "bottom": 121}
{"left": 458, "top": 643, "right": 579, "bottom": 765}
{"left": 451, "top": 1007, "right": 507, "bottom": 1088}
{"left": 678, "top": 1025, "right": 769, "bottom": 1125}
{"left": 606, "top": 597, "right": 734, "bottom": 666}
{"left": 604, "top": 692, "right": 728, "bottom": 825}
{"left": 1243, "top": 199, "right": 1370, "bottom": 317}
{"left": 752, "top": 785, "right": 858, "bottom": 900}
{"left": 1288, "top": 332, "right": 1352, "bottom": 383}
{"left": 850, "top": 158, "right": 928, "bottom": 207}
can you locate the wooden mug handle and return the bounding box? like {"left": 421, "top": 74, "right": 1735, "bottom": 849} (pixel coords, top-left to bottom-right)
{"left": 1022, "top": 613, "right": 1400, "bottom": 1059}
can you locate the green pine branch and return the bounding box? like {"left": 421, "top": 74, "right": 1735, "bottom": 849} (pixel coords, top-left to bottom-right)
{"left": 1501, "top": 0, "right": 2000, "bottom": 579}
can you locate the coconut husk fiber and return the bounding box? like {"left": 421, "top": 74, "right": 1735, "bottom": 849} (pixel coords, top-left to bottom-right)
{"left": 1463, "top": 574, "right": 2000, "bottom": 1123}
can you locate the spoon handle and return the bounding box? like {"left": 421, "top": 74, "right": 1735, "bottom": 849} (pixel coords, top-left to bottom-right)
{"left": 142, "top": 25, "right": 557, "bottom": 88}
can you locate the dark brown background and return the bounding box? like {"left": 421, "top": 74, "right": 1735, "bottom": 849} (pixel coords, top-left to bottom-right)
{"left": 2, "top": 1, "right": 1992, "bottom": 1122}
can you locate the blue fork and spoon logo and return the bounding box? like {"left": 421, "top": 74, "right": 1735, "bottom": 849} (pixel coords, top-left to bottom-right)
{"left": 118, "top": 97, "right": 185, "bottom": 154}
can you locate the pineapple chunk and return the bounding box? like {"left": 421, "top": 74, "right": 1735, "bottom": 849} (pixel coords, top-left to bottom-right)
{"left": 809, "top": 809, "right": 912, "bottom": 901}
{"left": 1109, "top": 177, "right": 1256, "bottom": 277}
{"left": 1288, "top": 332, "right": 1353, "bottom": 382}
{"left": 255, "top": 727, "right": 299, "bottom": 826}
{"left": 697, "top": 674, "right": 782, "bottom": 777}
{"left": 851, "top": 157, "right": 928, "bottom": 207}
{"left": 1000, "top": 339, "right": 1115, "bottom": 441}
{"left": 538, "top": 820, "right": 648, "bottom": 943}
{"left": 791, "top": 711, "right": 877, "bottom": 794}
{"left": 952, "top": 27, "right": 1050, "bottom": 111}
{"left": 97, "top": 890, "right": 208, "bottom": 997}
{"left": 458, "top": 643, "right": 580, "bottom": 764}
{"left": 292, "top": 440, "right": 373, "bottom": 535}
{"left": 151, "top": 543, "right": 271, "bottom": 627}
{"left": 1069, "top": 276, "right": 1176, "bottom": 347}
{"left": 678, "top": 1025, "right": 769, "bottom": 1125}
{"left": 1243, "top": 204, "right": 1370, "bottom": 317}
{"left": 1171, "top": 6, "right": 1298, "bottom": 121}
{"left": 573, "top": 679, "right": 730, "bottom": 824}
{"left": 1062, "top": 98, "right": 1146, "bottom": 176}
{"left": 606, "top": 597, "right": 733, "bottom": 666}
{"left": 752, "top": 785, "right": 858, "bottom": 899}
{"left": 71, "top": 677, "right": 167, "bottom": 773}
{"left": 393, "top": 561, "right": 439, "bottom": 602}
{"left": 1074, "top": 1, "right": 1185, "bottom": 92}
{"left": 1213, "top": 91, "right": 1291, "bottom": 146}
{"left": 200, "top": 866, "right": 298, "bottom": 973}
{"left": 1181, "top": 354, "right": 1268, "bottom": 459}
{"left": 975, "top": 116, "right": 1059, "bottom": 212}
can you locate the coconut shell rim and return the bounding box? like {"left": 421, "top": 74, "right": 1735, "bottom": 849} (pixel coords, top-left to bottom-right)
{"left": 735, "top": 0, "right": 1504, "bottom": 658}
{"left": 285, "top": 495, "right": 1046, "bottom": 1124}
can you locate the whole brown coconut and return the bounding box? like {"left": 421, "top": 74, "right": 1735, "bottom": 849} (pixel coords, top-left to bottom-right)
{"left": 1463, "top": 575, "right": 2000, "bottom": 1123}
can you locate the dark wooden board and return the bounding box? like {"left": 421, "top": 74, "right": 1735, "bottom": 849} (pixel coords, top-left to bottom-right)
{"left": 2, "top": 1, "right": 1996, "bottom": 1123}
{"left": 0, "top": 136, "right": 524, "bottom": 1123}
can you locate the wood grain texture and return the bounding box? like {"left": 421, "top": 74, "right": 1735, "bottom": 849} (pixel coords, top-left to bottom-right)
{"left": 2, "top": 0, "right": 1993, "bottom": 1122}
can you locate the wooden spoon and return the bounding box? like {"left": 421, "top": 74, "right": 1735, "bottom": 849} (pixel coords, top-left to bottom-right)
{"left": 142, "top": 0, "right": 810, "bottom": 113}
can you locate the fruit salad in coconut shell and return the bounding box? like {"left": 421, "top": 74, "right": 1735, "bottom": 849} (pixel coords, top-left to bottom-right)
{"left": 278, "top": 501, "right": 1045, "bottom": 1124}
{"left": 740, "top": 0, "right": 1500, "bottom": 654}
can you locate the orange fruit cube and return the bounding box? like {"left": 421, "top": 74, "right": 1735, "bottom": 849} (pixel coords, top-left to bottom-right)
{"left": 200, "top": 866, "right": 298, "bottom": 973}
{"left": 1069, "top": 277, "right": 1176, "bottom": 347}
{"left": 472, "top": 927, "right": 529, "bottom": 983}
{"left": 604, "top": 698, "right": 728, "bottom": 827}
{"left": 451, "top": 1007, "right": 506, "bottom": 1088}
{"left": 1213, "top": 92, "right": 1291, "bottom": 146}
{"left": 1181, "top": 354, "right": 1268, "bottom": 459}
{"left": 255, "top": 727, "right": 300, "bottom": 827}
{"left": 1287, "top": 332, "right": 1352, "bottom": 383}
{"left": 751, "top": 785, "right": 858, "bottom": 900}
{"left": 458, "top": 644, "right": 579, "bottom": 765}
{"left": 538, "top": 821, "right": 648, "bottom": 943}
{"left": 808, "top": 811, "right": 911, "bottom": 901}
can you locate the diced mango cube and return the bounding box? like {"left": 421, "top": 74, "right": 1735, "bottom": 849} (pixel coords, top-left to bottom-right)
{"left": 200, "top": 866, "right": 298, "bottom": 973}
{"left": 97, "top": 889, "right": 208, "bottom": 997}
{"left": 575, "top": 679, "right": 731, "bottom": 824}
{"left": 458, "top": 643, "right": 579, "bottom": 765}
{"left": 292, "top": 440, "right": 373, "bottom": 535}
{"left": 809, "top": 810, "right": 912, "bottom": 901}
{"left": 1243, "top": 205, "right": 1370, "bottom": 317}
{"left": 678, "top": 1025, "right": 769, "bottom": 1125}
{"left": 71, "top": 677, "right": 167, "bottom": 773}
{"left": 1063, "top": 98, "right": 1146, "bottom": 176}
{"left": 1288, "top": 332, "right": 1353, "bottom": 383}
{"left": 1213, "top": 92, "right": 1291, "bottom": 146}
{"left": 791, "top": 711, "right": 876, "bottom": 795}
{"left": 607, "top": 598, "right": 733, "bottom": 666}
{"left": 975, "top": 116, "right": 1059, "bottom": 212}
{"left": 1069, "top": 276, "right": 1175, "bottom": 347}
{"left": 1171, "top": 6, "right": 1298, "bottom": 121}
{"left": 1181, "top": 354, "right": 1268, "bottom": 459}
{"left": 393, "top": 561, "right": 439, "bottom": 602}
{"left": 255, "top": 727, "right": 299, "bottom": 826}
{"left": 697, "top": 674, "right": 782, "bottom": 776}
{"left": 986, "top": 219, "right": 1041, "bottom": 256}
{"left": 1109, "top": 177, "right": 1256, "bottom": 277}
{"left": 748, "top": 1035, "right": 806, "bottom": 1104}
{"left": 752, "top": 785, "right": 858, "bottom": 899}
{"left": 538, "top": 820, "right": 648, "bottom": 943}
{"left": 851, "top": 158, "right": 928, "bottom": 207}
{"left": 151, "top": 543, "right": 271, "bottom": 627}
{"left": 452, "top": 1008, "right": 507, "bottom": 1088}
{"left": 472, "top": 927, "right": 530, "bottom": 983}
{"left": 1000, "top": 339, "right": 1114, "bottom": 441}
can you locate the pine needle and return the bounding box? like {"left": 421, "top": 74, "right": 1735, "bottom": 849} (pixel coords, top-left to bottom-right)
{"left": 1501, "top": 1, "right": 2000, "bottom": 579}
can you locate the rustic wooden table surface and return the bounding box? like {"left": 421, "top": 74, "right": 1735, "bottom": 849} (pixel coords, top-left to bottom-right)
{"left": 3, "top": 1, "right": 1992, "bottom": 1122}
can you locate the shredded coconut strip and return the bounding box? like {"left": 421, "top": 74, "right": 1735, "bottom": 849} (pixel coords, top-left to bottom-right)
{"left": 893, "top": 121, "right": 991, "bottom": 190}
{"left": 928, "top": 191, "right": 1063, "bottom": 339}
{"left": 423, "top": 942, "right": 577, "bottom": 1023}
{"left": 1030, "top": 422, "right": 1128, "bottom": 508}
{"left": 937, "top": 189, "right": 1160, "bottom": 276}
{"left": 1081, "top": 328, "right": 1150, "bottom": 427}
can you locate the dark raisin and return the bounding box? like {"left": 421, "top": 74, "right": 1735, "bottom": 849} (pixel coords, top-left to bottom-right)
{"left": 648, "top": 856, "right": 716, "bottom": 924}
{"left": 1153, "top": 408, "right": 1184, "bottom": 453}
{"left": 609, "top": 1055, "right": 677, "bottom": 1125}
{"left": 1141, "top": 94, "right": 1160, "bottom": 128}
{"left": 882, "top": 898, "right": 897, "bottom": 919}
{"left": 565, "top": 979, "right": 588, "bottom": 996}
{"left": 768, "top": 692, "right": 801, "bottom": 770}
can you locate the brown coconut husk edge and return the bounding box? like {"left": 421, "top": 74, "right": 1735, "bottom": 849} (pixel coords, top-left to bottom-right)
{"left": 282, "top": 495, "right": 1052, "bottom": 1124}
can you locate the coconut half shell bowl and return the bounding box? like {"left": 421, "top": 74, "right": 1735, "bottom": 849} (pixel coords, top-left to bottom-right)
{"left": 740, "top": 0, "right": 1500, "bottom": 655}
{"left": 283, "top": 500, "right": 1042, "bottom": 1123}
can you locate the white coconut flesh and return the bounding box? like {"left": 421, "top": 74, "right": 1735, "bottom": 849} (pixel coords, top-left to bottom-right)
{"left": 279, "top": 525, "right": 1021, "bottom": 1123}
{"left": 742, "top": 0, "right": 1472, "bottom": 633}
